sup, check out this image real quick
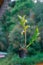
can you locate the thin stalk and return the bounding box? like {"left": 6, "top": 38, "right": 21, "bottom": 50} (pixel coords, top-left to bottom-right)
{"left": 26, "top": 43, "right": 32, "bottom": 49}
{"left": 25, "top": 30, "right": 26, "bottom": 47}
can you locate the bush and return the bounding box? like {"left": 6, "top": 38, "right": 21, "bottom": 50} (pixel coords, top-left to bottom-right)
{"left": 0, "top": 53, "right": 43, "bottom": 65}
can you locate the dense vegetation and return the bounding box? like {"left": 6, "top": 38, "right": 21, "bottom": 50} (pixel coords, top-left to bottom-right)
{"left": 0, "top": 0, "right": 43, "bottom": 65}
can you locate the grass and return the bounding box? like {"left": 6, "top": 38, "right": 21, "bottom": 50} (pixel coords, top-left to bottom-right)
{"left": 0, "top": 53, "right": 43, "bottom": 65}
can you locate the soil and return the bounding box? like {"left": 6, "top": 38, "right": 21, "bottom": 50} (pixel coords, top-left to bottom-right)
{"left": 19, "top": 48, "right": 27, "bottom": 58}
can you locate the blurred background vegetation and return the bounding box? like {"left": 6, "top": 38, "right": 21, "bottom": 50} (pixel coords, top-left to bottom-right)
{"left": 0, "top": 0, "right": 43, "bottom": 65}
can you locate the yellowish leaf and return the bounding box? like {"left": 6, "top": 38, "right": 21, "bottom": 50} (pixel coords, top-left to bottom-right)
{"left": 21, "top": 30, "right": 25, "bottom": 35}
{"left": 24, "top": 25, "right": 30, "bottom": 30}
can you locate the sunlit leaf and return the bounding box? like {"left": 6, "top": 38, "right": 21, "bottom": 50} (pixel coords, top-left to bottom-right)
{"left": 24, "top": 25, "right": 30, "bottom": 30}
{"left": 21, "top": 30, "right": 25, "bottom": 35}
{"left": 18, "top": 15, "right": 22, "bottom": 20}
{"left": 18, "top": 15, "right": 27, "bottom": 26}
{"left": 26, "top": 27, "right": 40, "bottom": 48}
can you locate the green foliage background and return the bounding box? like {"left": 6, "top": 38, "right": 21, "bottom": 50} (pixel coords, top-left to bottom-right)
{"left": 0, "top": 0, "right": 43, "bottom": 65}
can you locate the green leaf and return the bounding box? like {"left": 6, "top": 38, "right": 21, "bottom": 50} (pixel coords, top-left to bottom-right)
{"left": 24, "top": 25, "right": 30, "bottom": 30}
{"left": 18, "top": 15, "right": 27, "bottom": 27}
{"left": 26, "top": 27, "right": 40, "bottom": 48}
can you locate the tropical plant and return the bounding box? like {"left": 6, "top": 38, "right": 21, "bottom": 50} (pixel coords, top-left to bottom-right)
{"left": 18, "top": 15, "right": 30, "bottom": 47}
{"left": 17, "top": 15, "right": 40, "bottom": 58}
{"left": 18, "top": 15, "right": 40, "bottom": 49}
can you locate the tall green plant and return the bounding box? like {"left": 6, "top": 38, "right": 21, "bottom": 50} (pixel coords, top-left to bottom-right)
{"left": 18, "top": 15, "right": 30, "bottom": 47}
{"left": 18, "top": 15, "right": 40, "bottom": 49}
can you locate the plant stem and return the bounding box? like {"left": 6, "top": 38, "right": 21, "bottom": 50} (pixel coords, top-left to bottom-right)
{"left": 26, "top": 43, "right": 32, "bottom": 48}
{"left": 25, "top": 30, "right": 26, "bottom": 47}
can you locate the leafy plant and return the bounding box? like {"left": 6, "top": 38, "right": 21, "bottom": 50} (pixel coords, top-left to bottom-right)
{"left": 18, "top": 15, "right": 30, "bottom": 47}
{"left": 18, "top": 15, "right": 40, "bottom": 49}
